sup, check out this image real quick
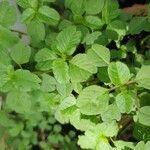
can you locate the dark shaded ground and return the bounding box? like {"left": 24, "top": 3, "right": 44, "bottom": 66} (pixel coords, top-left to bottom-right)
{"left": 118, "top": 0, "right": 148, "bottom": 8}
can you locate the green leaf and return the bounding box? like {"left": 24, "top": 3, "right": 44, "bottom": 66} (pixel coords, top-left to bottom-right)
{"left": 8, "top": 123, "right": 23, "bottom": 137}
{"left": 97, "top": 67, "right": 110, "bottom": 83}
{"left": 45, "top": 31, "right": 57, "bottom": 48}
{"left": 65, "top": 0, "right": 85, "bottom": 15}
{"left": 115, "top": 91, "right": 135, "bottom": 114}
{"left": 135, "top": 141, "right": 150, "bottom": 150}
{"left": 98, "top": 121, "right": 119, "bottom": 137}
{"left": 72, "top": 82, "right": 83, "bottom": 94}
{"left": 16, "top": 0, "right": 30, "bottom": 8}
{"left": 59, "top": 95, "right": 76, "bottom": 111}
{"left": 138, "top": 106, "right": 150, "bottom": 126}
{"left": 0, "top": 49, "right": 11, "bottom": 65}
{"left": 2, "top": 69, "right": 41, "bottom": 92}
{"left": 27, "top": 19, "right": 45, "bottom": 45}
{"left": 58, "top": 19, "right": 73, "bottom": 31}
{"left": 82, "top": 31, "right": 101, "bottom": 45}
{"left": 21, "top": 8, "right": 35, "bottom": 24}
{"left": 102, "top": 0, "right": 120, "bottom": 24}
{"left": 77, "top": 85, "right": 109, "bottom": 115}
{"left": 38, "top": 6, "right": 60, "bottom": 25}
{"left": 0, "top": 64, "right": 13, "bottom": 89}
{"left": 85, "top": 0, "right": 105, "bottom": 15}
{"left": 87, "top": 44, "right": 110, "bottom": 67}
{"left": 101, "top": 104, "right": 121, "bottom": 122}
{"left": 107, "top": 20, "right": 126, "bottom": 38}
{"left": 114, "top": 140, "right": 135, "bottom": 150}
{"left": 84, "top": 16, "right": 104, "bottom": 30}
{"left": 6, "top": 91, "right": 31, "bottom": 113}
{"left": 70, "top": 109, "right": 96, "bottom": 131}
{"left": 135, "top": 65, "right": 150, "bottom": 90}
{"left": 128, "top": 17, "right": 147, "bottom": 35}
{"left": 78, "top": 130, "right": 97, "bottom": 149}
{"left": 17, "top": 0, "right": 38, "bottom": 8}
{"left": 133, "top": 122, "right": 150, "bottom": 141}
{"left": 135, "top": 141, "right": 146, "bottom": 150}
{"left": 69, "top": 54, "right": 97, "bottom": 82}
{"left": 108, "top": 61, "right": 131, "bottom": 86}
{"left": 56, "top": 83, "right": 72, "bottom": 97}
{"left": 28, "top": 0, "right": 39, "bottom": 8}
{"left": 0, "top": 111, "right": 15, "bottom": 127}
{"left": 41, "top": 73, "right": 56, "bottom": 92}
{"left": 53, "top": 58, "right": 70, "bottom": 83}
{"left": 55, "top": 96, "right": 76, "bottom": 124}
{"left": 10, "top": 42, "right": 31, "bottom": 64}
{"left": 78, "top": 122, "right": 118, "bottom": 149}
{"left": 0, "top": 25, "right": 19, "bottom": 48}
{"left": 35, "top": 48, "right": 57, "bottom": 71}
{"left": 15, "top": 70, "right": 41, "bottom": 90}
{"left": 43, "top": 0, "right": 56, "bottom": 2}
{"left": 56, "top": 26, "right": 81, "bottom": 55}
{"left": 0, "top": 1, "right": 16, "bottom": 28}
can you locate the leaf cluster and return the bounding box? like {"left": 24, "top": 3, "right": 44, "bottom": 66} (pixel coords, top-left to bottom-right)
{"left": 0, "top": 0, "right": 150, "bottom": 149}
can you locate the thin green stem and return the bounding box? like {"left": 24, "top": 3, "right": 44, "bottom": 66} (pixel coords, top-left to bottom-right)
{"left": 108, "top": 80, "right": 137, "bottom": 92}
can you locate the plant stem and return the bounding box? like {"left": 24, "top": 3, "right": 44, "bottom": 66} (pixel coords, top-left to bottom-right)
{"left": 108, "top": 80, "right": 137, "bottom": 92}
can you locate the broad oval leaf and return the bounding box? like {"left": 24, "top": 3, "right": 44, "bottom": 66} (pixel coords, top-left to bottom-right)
{"left": 10, "top": 42, "right": 31, "bottom": 64}
{"left": 35, "top": 48, "right": 57, "bottom": 71}
{"left": 41, "top": 73, "right": 56, "bottom": 92}
{"left": 13, "top": 69, "right": 41, "bottom": 91}
{"left": 77, "top": 85, "right": 109, "bottom": 115}
{"left": 0, "top": 1, "right": 16, "bottom": 28}
{"left": 21, "top": 8, "right": 35, "bottom": 24}
{"left": 108, "top": 61, "right": 131, "bottom": 85}
{"left": 102, "top": 0, "right": 120, "bottom": 24}
{"left": 107, "top": 20, "right": 126, "bottom": 38}
{"left": 82, "top": 31, "right": 101, "bottom": 45}
{"left": 27, "top": 19, "right": 45, "bottom": 45}
{"left": 17, "top": 0, "right": 30, "bottom": 8}
{"left": 85, "top": 0, "right": 105, "bottom": 15}
{"left": 69, "top": 54, "right": 97, "bottom": 82}
{"left": 1, "top": 69, "right": 41, "bottom": 92}
{"left": 0, "top": 64, "right": 12, "bottom": 89}
{"left": 84, "top": 16, "right": 104, "bottom": 30}
{"left": 128, "top": 17, "right": 147, "bottom": 35}
{"left": 87, "top": 44, "right": 110, "bottom": 67}
{"left": 53, "top": 58, "right": 70, "bottom": 83}
{"left": 138, "top": 106, "right": 150, "bottom": 126}
{"left": 6, "top": 91, "right": 31, "bottom": 113}
{"left": 59, "top": 95, "right": 76, "bottom": 111}
{"left": 56, "top": 26, "right": 81, "bottom": 55}
{"left": 135, "top": 65, "right": 150, "bottom": 90}
{"left": 0, "top": 25, "right": 19, "bottom": 48}
{"left": 116, "top": 91, "right": 135, "bottom": 114}
{"left": 101, "top": 104, "right": 121, "bottom": 122}
{"left": 65, "top": 0, "right": 85, "bottom": 15}
{"left": 38, "top": 6, "right": 60, "bottom": 25}
{"left": 0, "top": 49, "right": 11, "bottom": 65}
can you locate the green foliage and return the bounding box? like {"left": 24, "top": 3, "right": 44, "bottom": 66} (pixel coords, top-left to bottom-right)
{"left": 0, "top": 1, "right": 16, "bottom": 28}
{"left": 0, "top": 0, "right": 150, "bottom": 149}
{"left": 77, "top": 85, "right": 109, "bottom": 115}
{"left": 108, "top": 61, "right": 131, "bottom": 86}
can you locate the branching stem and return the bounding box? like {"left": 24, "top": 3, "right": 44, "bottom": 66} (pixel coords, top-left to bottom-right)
{"left": 108, "top": 80, "right": 137, "bottom": 92}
